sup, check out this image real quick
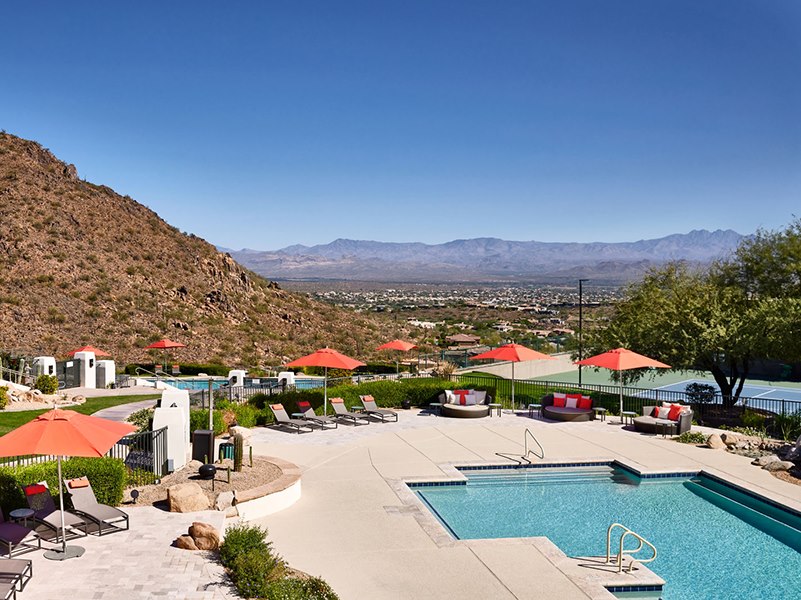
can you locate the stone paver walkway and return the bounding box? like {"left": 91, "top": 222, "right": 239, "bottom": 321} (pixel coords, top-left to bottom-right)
{"left": 21, "top": 507, "right": 234, "bottom": 600}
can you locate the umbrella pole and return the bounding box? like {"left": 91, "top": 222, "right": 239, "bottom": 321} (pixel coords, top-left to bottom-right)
{"left": 511, "top": 363, "right": 515, "bottom": 411}
{"left": 324, "top": 366, "right": 328, "bottom": 416}
{"left": 44, "top": 456, "right": 85, "bottom": 560}
{"left": 619, "top": 382, "right": 624, "bottom": 424}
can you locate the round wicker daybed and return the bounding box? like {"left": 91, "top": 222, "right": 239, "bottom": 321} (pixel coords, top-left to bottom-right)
{"left": 441, "top": 404, "right": 490, "bottom": 419}
{"left": 541, "top": 394, "right": 594, "bottom": 422}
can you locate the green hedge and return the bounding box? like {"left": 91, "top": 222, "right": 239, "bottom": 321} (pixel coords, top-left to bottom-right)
{"left": 189, "top": 409, "right": 227, "bottom": 435}
{"left": 0, "top": 457, "right": 127, "bottom": 513}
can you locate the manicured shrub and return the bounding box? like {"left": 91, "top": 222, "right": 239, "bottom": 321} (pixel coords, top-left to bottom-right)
{"left": 231, "top": 549, "right": 286, "bottom": 598}
{"left": 220, "top": 523, "right": 271, "bottom": 569}
{"left": 248, "top": 393, "right": 272, "bottom": 410}
{"left": 126, "top": 407, "right": 154, "bottom": 431}
{"left": 34, "top": 374, "right": 59, "bottom": 394}
{"left": 0, "top": 456, "right": 127, "bottom": 512}
{"left": 675, "top": 431, "right": 707, "bottom": 444}
{"left": 0, "top": 386, "right": 7, "bottom": 410}
{"left": 189, "top": 409, "right": 226, "bottom": 435}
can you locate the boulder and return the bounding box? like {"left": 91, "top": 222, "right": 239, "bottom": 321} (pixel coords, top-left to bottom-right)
{"left": 189, "top": 521, "right": 220, "bottom": 550}
{"left": 174, "top": 534, "right": 199, "bottom": 550}
{"left": 764, "top": 460, "right": 795, "bottom": 472}
{"left": 228, "top": 425, "right": 252, "bottom": 442}
{"left": 720, "top": 433, "right": 739, "bottom": 447}
{"left": 706, "top": 433, "right": 726, "bottom": 450}
{"left": 753, "top": 455, "right": 780, "bottom": 467}
{"left": 167, "top": 482, "right": 210, "bottom": 513}
{"left": 215, "top": 490, "right": 236, "bottom": 512}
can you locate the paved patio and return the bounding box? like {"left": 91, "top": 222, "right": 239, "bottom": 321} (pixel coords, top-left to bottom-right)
{"left": 247, "top": 410, "right": 801, "bottom": 600}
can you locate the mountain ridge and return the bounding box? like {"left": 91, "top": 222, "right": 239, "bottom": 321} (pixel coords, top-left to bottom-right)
{"left": 226, "top": 230, "right": 744, "bottom": 283}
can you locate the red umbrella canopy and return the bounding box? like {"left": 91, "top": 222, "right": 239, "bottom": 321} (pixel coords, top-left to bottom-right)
{"left": 377, "top": 340, "right": 418, "bottom": 352}
{"left": 0, "top": 409, "right": 135, "bottom": 458}
{"left": 145, "top": 339, "right": 187, "bottom": 350}
{"left": 575, "top": 347, "right": 670, "bottom": 371}
{"left": 472, "top": 343, "right": 554, "bottom": 363}
{"left": 286, "top": 348, "right": 365, "bottom": 370}
{"left": 68, "top": 345, "right": 111, "bottom": 357}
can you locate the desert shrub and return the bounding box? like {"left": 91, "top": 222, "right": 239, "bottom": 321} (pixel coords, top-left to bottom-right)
{"left": 231, "top": 548, "right": 286, "bottom": 598}
{"left": 220, "top": 523, "right": 271, "bottom": 568}
{"left": 263, "top": 577, "right": 339, "bottom": 600}
{"left": 740, "top": 409, "right": 766, "bottom": 431}
{"left": 34, "top": 374, "right": 59, "bottom": 394}
{"left": 126, "top": 408, "right": 154, "bottom": 431}
{"left": 772, "top": 411, "right": 801, "bottom": 441}
{"left": 0, "top": 456, "right": 126, "bottom": 511}
{"left": 0, "top": 386, "right": 7, "bottom": 410}
{"left": 675, "top": 431, "right": 707, "bottom": 444}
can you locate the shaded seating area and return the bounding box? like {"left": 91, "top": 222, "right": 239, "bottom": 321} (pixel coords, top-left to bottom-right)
{"left": 438, "top": 390, "right": 490, "bottom": 418}
{"left": 63, "top": 477, "right": 129, "bottom": 536}
{"left": 634, "top": 404, "right": 693, "bottom": 435}
{"left": 541, "top": 393, "right": 594, "bottom": 422}
{"left": 22, "top": 483, "right": 88, "bottom": 542}
{"left": 0, "top": 510, "right": 40, "bottom": 558}
{"left": 359, "top": 396, "right": 398, "bottom": 422}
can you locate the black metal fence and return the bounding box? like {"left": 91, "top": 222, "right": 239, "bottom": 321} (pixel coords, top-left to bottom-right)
{"left": 0, "top": 427, "right": 168, "bottom": 488}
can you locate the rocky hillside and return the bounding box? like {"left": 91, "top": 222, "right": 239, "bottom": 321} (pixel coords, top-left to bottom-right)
{"left": 0, "top": 133, "right": 398, "bottom": 366}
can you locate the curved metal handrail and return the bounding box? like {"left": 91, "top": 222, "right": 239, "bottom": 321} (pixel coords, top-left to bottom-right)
{"left": 605, "top": 523, "right": 657, "bottom": 573}
{"left": 524, "top": 429, "right": 544, "bottom": 460}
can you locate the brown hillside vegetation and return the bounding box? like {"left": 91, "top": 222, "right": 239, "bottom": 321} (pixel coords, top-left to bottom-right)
{"left": 0, "top": 132, "right": 400, "bottom": 366}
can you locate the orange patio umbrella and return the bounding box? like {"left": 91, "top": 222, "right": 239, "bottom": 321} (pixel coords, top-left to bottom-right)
{"left": 145, "top": 339, "right": 187, "bottom": 371}
{"left": 67, "top": 345, "right": 111, "bottom": 358}
{"left": 377, "top": 339, "right": 418, "bottom": 374}
{"left": 471, "top": 343, "right": 554, "bottom": 410}
{"left": 0, "top": 410, "right": 134, "bottom": 560}
{"left": 286, "top": 348, "right": 365, "bottom": 415}
{"left": 575, "top": 348, "right": 670, "bottom": 422}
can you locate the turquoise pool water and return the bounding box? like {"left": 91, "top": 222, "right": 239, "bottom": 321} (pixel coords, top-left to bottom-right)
{"left": 412, "top": 465, "right": 801, "bottom": 599}
{"left": 143, "top": 377, "right": 324, "bottom": 391}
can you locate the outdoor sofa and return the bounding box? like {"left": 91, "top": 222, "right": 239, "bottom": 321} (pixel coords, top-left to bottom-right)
{"left": 541, "top": 393, "right": 594, "bottom": 422}
{"left": 438, "top": 389, "right": 491, "bottom": 418}
{"left": 634, "top": 404, "right": 693, "bottom": 435}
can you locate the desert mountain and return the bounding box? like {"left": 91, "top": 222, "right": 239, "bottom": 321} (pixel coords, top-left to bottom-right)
{"left": 228, "top": 231, "right": 744, "bottom": 284}
{"left": 0, "top": 133, "right": 396, "bottom": 366}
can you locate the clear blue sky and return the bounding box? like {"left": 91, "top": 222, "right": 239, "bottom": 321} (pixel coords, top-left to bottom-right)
{"left": 3, "top": 1, "right": 800, "bottom": 250}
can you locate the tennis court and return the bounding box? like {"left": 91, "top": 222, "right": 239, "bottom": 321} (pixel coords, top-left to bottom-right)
{"left": 653, "top": 378, "right": 801, "bottom": 402}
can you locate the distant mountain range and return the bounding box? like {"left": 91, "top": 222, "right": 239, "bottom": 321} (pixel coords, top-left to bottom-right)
{"left": 224, "top": 230, "right": 745, "bottom": 284}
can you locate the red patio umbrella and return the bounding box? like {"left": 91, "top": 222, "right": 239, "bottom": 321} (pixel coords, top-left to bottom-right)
{"left": 67, "top": 345, "right": 111, "bottom": 358}
{"left": 575, "top": 348, "right": 670, "bottom": 422}
{"left": 286, "top": 348, "right": 365, "bottom": 415}
{"left": 376, "top": 340, "right": 418, "bottom": 374}
{"left": 471, "top": 343, "right": 554, "bottom": 410}
{"left": 0, "top": 410, "right": 135, "bottom": 560}
{"left": 144, "top": 339, "right": 187, "bottom": 350}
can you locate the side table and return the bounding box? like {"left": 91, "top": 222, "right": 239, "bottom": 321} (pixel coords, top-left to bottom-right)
{"left": 527, "top": 403, "right": 542, "bottom": 419}
{"left": 428, "top": 402, "right": 442, "bottom": 417}
{"left": 621, "top": 411, "right": 637, "bottom": 425}
{"left": 593, "top": 407, "right": 607, "bottom": 422}
{"left": 10, "top": 508, "right": 34, "bottom": 527}
{"left": 488, "top": 403, "right": 502, "bottom": 417}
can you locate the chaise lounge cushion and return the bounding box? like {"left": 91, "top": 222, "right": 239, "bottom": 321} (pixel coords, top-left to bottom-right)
{"left": 541, "top": 394, "right": 594, "bottom": 422}
{"left": 633, "top": 405, "right": 693, "bottom": 434}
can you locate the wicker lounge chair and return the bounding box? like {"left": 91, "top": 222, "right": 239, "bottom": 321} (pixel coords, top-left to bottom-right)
{"left": 330, "top": 398, "right": 369, "bottom": 425}
{"left": 359, "top": 395, "right": 398, "bottom": 422}
{"left": 22, "top": 483, "right": 87, "bottom": 541}
{"left": 63, "top": 477, "right": 129, "bottom": 536}
{"left": 296, "top": 401, "right": 338, "bottom": 429}
{"left": 0, "top": 510, "right": 40, "bottom": 558}
{"left": 0, "top": 557, "right": 33, "bottom": 594}
{"left": 268, "top": 404, "right": 314, "bottom": 434}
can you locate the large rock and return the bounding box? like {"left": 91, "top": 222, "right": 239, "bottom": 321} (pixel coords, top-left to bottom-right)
{"left": 753, "top": 455, "right": 780, "bottom": 467}
{"left": 764, "top": 460, "right": 795, "bottom": 472}
{"left": 706, "top": 433, "right": 726, "bottom": 450}
{"left": 174, "top": 534, "right": 199, "bottom": 550}
{"left": 215, "top": 490, "right": 236, "bottom": 512}
{"left": 167, "top": 482, "right": 210, "bottom": 513}
{"left": 720, "top": 433, "right": 740, "bottom": 448}
{"left": 189, "top": 521, "right": 220, "bottom": 550}
{"left": 228, "top": 425, "right": 252, "bottom": 442}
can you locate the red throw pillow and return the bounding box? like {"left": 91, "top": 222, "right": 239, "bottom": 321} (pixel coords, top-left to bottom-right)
{"left": 553, "top": 395, "right": 566, "bottom": 408}
{"left": 454, "top": 390, "right": 469, "bottom": 405}
{"left": 25, "top": 484, "right": 47, "bottom": 496}
{"left": 668, "top": 404, "right": 684, "bottom": 421}
{"left": 577, "top": 396, "right": 592, "bottom": 410}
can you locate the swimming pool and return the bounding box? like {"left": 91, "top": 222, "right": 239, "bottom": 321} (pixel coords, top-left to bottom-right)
{"left": 410, "top": 464, "right": 801, "bottom": 599}
{"left": 142, "top": 377, "right": 324, "bottom": 391}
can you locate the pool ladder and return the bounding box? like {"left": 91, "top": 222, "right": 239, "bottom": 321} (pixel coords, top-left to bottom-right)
{"left": 495, "top": 428, "right": 544, "bottom": 464}
{"left": 605, "top": 523, "right": 657, "bottom": 573}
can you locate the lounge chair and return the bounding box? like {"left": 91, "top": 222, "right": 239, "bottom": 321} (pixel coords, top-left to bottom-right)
{"left": 296, "top": 401, "right": 338, "bottom": 429}
{"left": 0, "top": 557, "right": 32, "bottom": 594}
{"left": 22, "top": 483, "right": 88, "bottom": 541}
{"left": 330, "top": 398, "right": 369, "bottom": 425}
{"left": 0, "top": 581, "right": 15, "bottom": 600}
{"left": 359, "top": 395, "right": 398, "bottom": 422}
{"left": 268, "top": 404, "right": 314, "bottom": 434}
{"left": 63, "top": 477, "right": 129, "bottom": 536}
{"left": 0, "top": 510, "right": 40, "bottom": 558}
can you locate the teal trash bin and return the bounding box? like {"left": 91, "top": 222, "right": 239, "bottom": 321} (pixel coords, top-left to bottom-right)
{"left": 219, "top": 442, "right": 234, "bottom": 461}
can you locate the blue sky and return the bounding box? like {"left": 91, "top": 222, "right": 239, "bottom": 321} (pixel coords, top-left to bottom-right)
{"left": 3, "top": 1, "right": 800, "bottom": 249}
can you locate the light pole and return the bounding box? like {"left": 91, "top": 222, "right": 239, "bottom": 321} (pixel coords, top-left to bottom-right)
{"left": 578, "top": 279, "right": 589, "bottom": 386}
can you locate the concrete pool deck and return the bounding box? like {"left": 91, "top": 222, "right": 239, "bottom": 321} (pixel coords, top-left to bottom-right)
{"left": 247, "top": 410, "right": 801, "bottom": 600}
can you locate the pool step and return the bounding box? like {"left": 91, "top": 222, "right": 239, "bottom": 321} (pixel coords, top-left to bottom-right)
{"left": 463, "top": 466, "right": 626, "bottom": 487}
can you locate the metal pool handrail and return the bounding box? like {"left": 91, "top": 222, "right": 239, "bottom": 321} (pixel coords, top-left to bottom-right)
{"left": 605, "top": 523, "right": 657, "bottom": 573}
{"left": 495, "top": 428, "right": 544, "bottom": 464}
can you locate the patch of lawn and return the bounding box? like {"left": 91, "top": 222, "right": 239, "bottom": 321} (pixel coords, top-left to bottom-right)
{"left": 0, "top": 394, "right": 160, "bottom": 436}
